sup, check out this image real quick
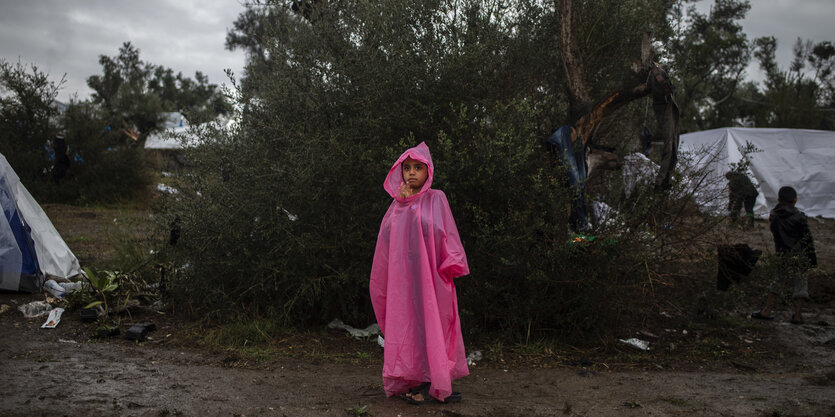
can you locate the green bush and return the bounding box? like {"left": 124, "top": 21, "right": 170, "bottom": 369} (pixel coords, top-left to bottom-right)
{"left": 160, "top": 0, "right": 700, "bottom": 343}
{"left": 24, "top": 100, "right": 155, "bottom": 204}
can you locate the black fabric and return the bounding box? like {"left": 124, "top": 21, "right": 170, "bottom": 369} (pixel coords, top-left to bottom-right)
{"left": 52, "top": 137, "right": 70, "bottom": 184}
{"left": 770, "top": 203, "right": 817, "bottom": 268}
{"left": 716, "top": 244, "right": 762, "bottom": 291}
{"left": 726, "top": 171, "right": 758, "bottom": 200}
{"left": 546, "top": 125, "right": 588, "bottom": 232}
{"left": 648, "top": 63, "right": 680, "bottom": 190}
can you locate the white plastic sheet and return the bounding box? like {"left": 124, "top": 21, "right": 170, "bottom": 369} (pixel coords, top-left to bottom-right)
{"left": 680, "top": 128, "right": 835, "bottom": 219}
{"left": 327, "top": 318, "right": 381, "bottom": 338}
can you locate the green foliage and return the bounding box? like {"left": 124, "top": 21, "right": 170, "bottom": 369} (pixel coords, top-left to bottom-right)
{"left": 88, "top": 42, "right": 231, "bottom": 144}
{"left": 18, "top": 98, "right": 156, "bottom": 204}
{"left": 0, "top": 60, "right": 62, "bottom": 181}
{"left": 727, "top": 140, "right": 761, "bottom": 174}
{"left": 667, "top": 0, "right": 753, "bottom": 132}
{"left": 82, "top": 267, "right": 120, "bottom": 317}
{"left": 346, "top": 405, "right": 371, "bottom": 417}
{"left": 161, "top": 0, "right": 701, "bottom": 345}
{"left": 752, "top": 36, "right": 835, "bottom": 129}
{"left": 2, "top": 44, "right": 227, "bottom": 204}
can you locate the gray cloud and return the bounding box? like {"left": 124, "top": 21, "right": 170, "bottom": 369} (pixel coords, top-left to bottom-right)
{"left": 692, "top": 0, "right": 835, "bottom": 83}
{"left": 0, "top": 0, "right": 246, "bottom": 102}
{"left": 2, "top": 1, "right": 834, "bottom": 102}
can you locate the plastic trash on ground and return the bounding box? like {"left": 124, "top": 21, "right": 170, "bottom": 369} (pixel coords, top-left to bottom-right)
{"left": 41, "top": 308, "right": 64, "bottom": 328}
{"left": 327, "top": 319, "right": 381, "bottom": 339}
{"left": 619, "top": 338, "right": 650, "bottom": 351}
{"left": 466, "top": 350, "right": 483, "bottom": 366}
{"left": 59, "top": 281, "right": 86, "bottom": 293}
{"left": 18, "top": 301, "right": 53, "bottom": 318}
{"left": 43, "top": 279, "right": 66, "bottom": 298}
{"left": 125, "top": 322, "right": 156, "bottom": 342}
{"left": 156, "top": 183, "right": 179, "bottom": 194}
{"left": 377, "top": 335, "right": 385, "bottom": 348}
{"left": 79, "top": 308, "right": 100, "bottom": 322}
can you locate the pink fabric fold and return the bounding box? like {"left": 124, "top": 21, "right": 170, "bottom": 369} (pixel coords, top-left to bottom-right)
{"left": 369, "top": 142, "right": 470, "bottom": 400}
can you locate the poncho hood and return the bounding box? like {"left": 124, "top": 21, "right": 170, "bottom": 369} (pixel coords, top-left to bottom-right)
{"left": 384, "top": 141, "right": 434, "bottom": 201}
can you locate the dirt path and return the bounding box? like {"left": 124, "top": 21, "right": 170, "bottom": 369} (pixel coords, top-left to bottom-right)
{"left": 2, "top": 296, "right": 834, "bottom": 417}
{"left": 2, "top": 206, "right": 833, "bottom": 416}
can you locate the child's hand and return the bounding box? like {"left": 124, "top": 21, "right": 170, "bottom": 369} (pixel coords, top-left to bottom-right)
{"left": 397, "top": 182, "right": 412, "bottom": 198}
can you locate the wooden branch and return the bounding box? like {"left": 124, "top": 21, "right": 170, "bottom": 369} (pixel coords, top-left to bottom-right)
{"left": 574, "top": 33, "right": 654, "bottom": 147}
{"left": 559, "top": 0, "right": 591, "bottom": 121}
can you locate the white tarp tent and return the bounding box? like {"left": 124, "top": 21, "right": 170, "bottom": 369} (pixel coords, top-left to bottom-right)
{"left": 144, "top": 112, "right": 191, "bottom": 150}
{"left": 679, "top": 127, "right": 835, "bottom": 219}
{"left": 144, "top": 112, "right": 236, "bottom": 150}
{"left": 1, "top": 153, "right": 82, "bottom": 291}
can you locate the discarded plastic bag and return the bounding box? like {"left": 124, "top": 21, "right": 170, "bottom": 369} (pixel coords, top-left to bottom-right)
{"left": 466, "top": 350, "right": 483, "bottom": 366}
{"left": 619, "top": 338, "right": 650, "bottom": 351}
{"left": 377, "top": 335, "right": 385, "bottom": 348}
{"left": 327, "top": 319, "right": 381, "bottom": 339}
{"left": 18, "top": 301, "right": 53, "bottom": 318}
{"left": 59, "top": 281, "right": 86, "bottom": 293}
{"left": 43, "top": 279, "right": 66, "bottom": 298}
{"left": 41, "top": 308, "right": 64, "bottom": 328}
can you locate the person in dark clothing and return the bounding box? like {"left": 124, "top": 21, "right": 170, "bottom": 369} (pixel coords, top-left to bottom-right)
{"left": 751, "top": 186, "right": 817, "bottom": 324}
{"left": 725, "top": 170, "right": 758, "bottom": 228}
{"left": 52, "top": 135, "right": 71, "bottom": 185}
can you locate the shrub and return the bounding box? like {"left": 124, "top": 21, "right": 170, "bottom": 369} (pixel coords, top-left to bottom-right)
{"left": 160, "top": 0, "right": 711, "bottom": 344}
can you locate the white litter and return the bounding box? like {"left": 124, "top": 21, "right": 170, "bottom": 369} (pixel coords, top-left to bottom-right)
{"left": 619, "top": 338, "right": 650, "bottom": 351}
{"left": 18, "top": 301, "right": 53, "bottom": 318}
{"left": 466, "top": 350, "right": 483, "bottom": 366}
{"left": 43, "top": 279, "right": 66, "bottom": 298}
{"left": 59, "top": 281, "right": 85, "bottom": 293}
{"left": 377, "top": 335, "right": 385, "bottom": 348}
{"left": 41, "top": 307, "right": 64, "bottom": 328}
{"left": 327, "top": 319, "right": 381, "bottom": 339}
{"left": 156, "top": 183, "right": 179, "bottom": 194}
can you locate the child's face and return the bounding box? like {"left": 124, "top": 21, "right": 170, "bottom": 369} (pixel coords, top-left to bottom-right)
{"left": 402, "top": 157, "right": 428, "bottom": 191}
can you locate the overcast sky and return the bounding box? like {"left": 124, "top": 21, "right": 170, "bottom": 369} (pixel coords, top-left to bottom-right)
{"left": 1, "top": 0, "right": 834, "bottom": 103}
{"left": 0, "top": 0, "right": 247, "bottom": 102}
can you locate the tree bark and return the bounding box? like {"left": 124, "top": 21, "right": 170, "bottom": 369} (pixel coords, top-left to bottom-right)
{"left": 557, "top": 0, "right": 678, "bottom": 189}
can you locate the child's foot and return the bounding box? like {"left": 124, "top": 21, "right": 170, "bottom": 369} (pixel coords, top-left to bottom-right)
{"left": 790, "top": 315, "right": 804, "bottom": 325}
{"left": 406, "top": 391, "right": 462, "bottom": 405}
{"left": 750, "top": 311, "right": 774, "bottom": 320}
{"left": 400, "top": 382, "right": 430, "bottom": 401}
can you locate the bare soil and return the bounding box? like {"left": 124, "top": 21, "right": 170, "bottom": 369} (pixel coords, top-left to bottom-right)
{"left": 1, "top": 205, "right": 834, "bottom": 417}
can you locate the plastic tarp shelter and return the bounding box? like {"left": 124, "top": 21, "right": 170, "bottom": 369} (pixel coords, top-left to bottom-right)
{"left": 144, "top": 112, "right": 236, "bottom": 150}
{"left": 144, "top": 112, "right": 191, "bottom": 150}
{"left": 1, "top": 153, "right": 82, "bottom": 292}
{"left": 679, "top": 127, "right": 835, "bottom": 219}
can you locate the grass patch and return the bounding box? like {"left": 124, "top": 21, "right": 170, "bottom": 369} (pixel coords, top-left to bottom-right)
{"left": 346, "top": 405, "right": 371, "bottom": 417}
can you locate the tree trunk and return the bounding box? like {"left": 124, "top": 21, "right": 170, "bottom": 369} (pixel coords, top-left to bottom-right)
{"left": 557, "top": 0, "right": 678, "bottom": 190}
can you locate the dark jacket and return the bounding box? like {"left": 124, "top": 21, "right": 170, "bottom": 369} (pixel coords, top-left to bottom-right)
{"left": 769, "top": 203, "right": 817, "bottom": 268}
{"left": 725, "top": 171, "right": 758, "bottom": 199}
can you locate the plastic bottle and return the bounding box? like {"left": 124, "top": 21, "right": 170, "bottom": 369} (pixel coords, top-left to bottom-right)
{"left": 43, "top": 279, "right": 66, "bottom": 298}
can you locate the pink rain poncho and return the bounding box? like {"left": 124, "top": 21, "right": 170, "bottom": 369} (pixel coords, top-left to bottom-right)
{"left": 369, "top": 142, "right": 470, "bottom": 401}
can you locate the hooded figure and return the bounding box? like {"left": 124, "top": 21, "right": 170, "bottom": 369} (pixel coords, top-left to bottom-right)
{"left": 369, "top": 142, "right": 469, "bottom": 401}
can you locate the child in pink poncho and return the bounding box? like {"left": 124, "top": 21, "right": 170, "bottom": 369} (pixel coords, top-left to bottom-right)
{"left": 369, "top": 142, "right": 470, "bottom": 404}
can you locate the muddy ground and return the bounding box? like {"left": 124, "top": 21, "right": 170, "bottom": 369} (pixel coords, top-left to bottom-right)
{"left": 1, "top": 205, "right": 834, "bottom": 417}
